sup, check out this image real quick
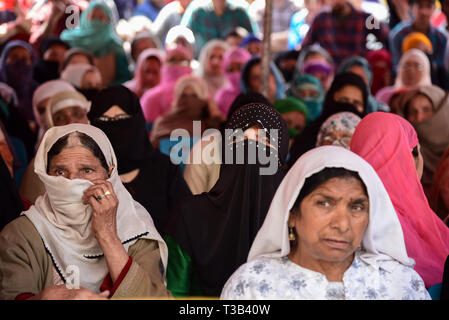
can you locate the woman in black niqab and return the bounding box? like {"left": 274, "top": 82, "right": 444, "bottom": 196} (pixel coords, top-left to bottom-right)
{"left": 164, "top": 102, "right": 289, "bottom": 297}
{"left": 88, "top": 85, "right": 191, "bottom": 231}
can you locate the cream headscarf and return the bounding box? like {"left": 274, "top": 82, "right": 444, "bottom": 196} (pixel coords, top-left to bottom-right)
{"left": 248, "top": 146, "right": 414, "bottom": 271}
{"left": 22, "top": 123, "right": 168, "bottom": 292}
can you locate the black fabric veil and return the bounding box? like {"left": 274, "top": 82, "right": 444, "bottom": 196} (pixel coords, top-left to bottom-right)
{"left": 88, "top": 85, "right": 191, "bottom": 231}
{"left": 165, "top": 103, "right": 289, "bottom": 296}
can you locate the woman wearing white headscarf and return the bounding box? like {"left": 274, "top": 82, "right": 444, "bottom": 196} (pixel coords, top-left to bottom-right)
{"left": 195, "top": 40, "right": 229, "bottom": 97}
{"left": 0, "top": 124, "right": 171, "bottom": 300}
{"left": 375, "top": 49, "right": 432, "bottom": 105}
{"left": 221, "top": 146, "right": 430, "bottom": 300}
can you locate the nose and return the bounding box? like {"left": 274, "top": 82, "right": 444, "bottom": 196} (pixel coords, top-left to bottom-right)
{"left": 329, "top": 205, "right": 350, "bottom": 233}
{"left": 416, "top": 111, "right": 425, "bottom": 122}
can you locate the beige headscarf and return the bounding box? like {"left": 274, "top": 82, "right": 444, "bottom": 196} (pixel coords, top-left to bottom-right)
{"left": 22, "top": 123, "right": 168, "bottom": 292}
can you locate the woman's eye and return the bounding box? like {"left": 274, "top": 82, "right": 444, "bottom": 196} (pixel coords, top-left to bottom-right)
{"left": 83, "top": 168, "right": 93, "bottom": 174}
{"left": 317, "top": 200, "right": 330, "bottom": 207}
{"left": 56, "top": 169, "right": 65, "bottom": 176}
{"left": 351, "top": 204, "right": 366, "bottom": 212}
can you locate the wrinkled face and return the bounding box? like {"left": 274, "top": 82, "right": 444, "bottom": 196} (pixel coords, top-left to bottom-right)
{"left": 81, "top": 70, "right": 102, "bottom": 90}
{"left": 289, "top": 176, "right": 369, "bottom": 263}
{"left": 282, "top": 111, "right": 306, "bottom": 133}
{"left": 401, "top": 57, "right": 425, "bottom": 86}
{"left": 207, "top": 46, "right": 225, "bottom": 76}
{"left": 43, "top": 44, "right": 68, "bottom": 64}
{"left": 52, "top": 106, "right": 89, "bottom": 127}
{"left": 6, "top": 46, "right": 31, "bottom": 65}
{"left": 407, "top": 93, "right": 434, "bottom": 123}
{"left": 48, "top": 145, "right": 108, "bottom": 181}
{"left": 249, "top": 63, "right": 277, "bottom": 103}
{"left": 333, "top": 85, "right": 364, "bottom": 113}
{"left": 141, "top": 57, "right": 161, "bottom": 88}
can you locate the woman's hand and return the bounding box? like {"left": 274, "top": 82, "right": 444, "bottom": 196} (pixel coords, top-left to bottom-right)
{"left": 82, "top": 180, "right": 119, "bottom": 242}
{"left": 34, "top": 285, "right": 109, "bottom": 300}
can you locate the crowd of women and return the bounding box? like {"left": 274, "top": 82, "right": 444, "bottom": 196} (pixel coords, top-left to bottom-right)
{"left": 0, "top": 0, "right": 449, "bottom": 300}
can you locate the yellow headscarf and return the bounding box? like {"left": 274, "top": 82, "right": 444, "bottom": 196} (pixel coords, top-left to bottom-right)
{"left": 402, "top": 32, "right": 433, "bottom": 54}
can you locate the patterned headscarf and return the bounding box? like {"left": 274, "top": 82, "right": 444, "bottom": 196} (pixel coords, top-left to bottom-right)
{"left": 316, "top": 112, "right": 362, "bottom": 148}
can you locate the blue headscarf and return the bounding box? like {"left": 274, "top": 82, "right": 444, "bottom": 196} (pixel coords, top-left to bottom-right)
{"left": 240, "top": 56, "right": 285, "bottom": 102}
{"left": 60, "top": 0, "right": 124, "bottom": 57}
{"left": 336, "top": 56, "right": 390, "bottom": 113}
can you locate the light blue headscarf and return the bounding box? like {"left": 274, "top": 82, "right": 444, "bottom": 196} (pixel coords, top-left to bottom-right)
{"left": 336, "top": 56, "right": 390, "bottom": 113}
{"left": 60, "top": 0, "right": 124, "bottom": 57}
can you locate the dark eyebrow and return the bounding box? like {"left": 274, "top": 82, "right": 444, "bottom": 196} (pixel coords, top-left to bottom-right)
{"left": 351, "top": 198, "right": 369, "bottom": 204}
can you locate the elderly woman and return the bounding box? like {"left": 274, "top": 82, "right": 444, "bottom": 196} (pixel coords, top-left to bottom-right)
{"left": 397, "top": 85, "right": 449, "bottom": 195}
{"left": 316, "top": 112, "right": 361, "bottom": 149}
{"left": 0, "top": 123, "right": 171, "bottom": 300}
{"left": 20, "top": 91, "right": 91, "bottom": 205}
{"left": 351, "top": 112, "right": 449, "bottom": 289}
{"left": 221, "top": 146, "right": 430, "bottom": 300}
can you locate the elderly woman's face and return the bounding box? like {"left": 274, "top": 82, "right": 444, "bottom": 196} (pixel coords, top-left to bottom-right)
{"left": 207, "top": 46, "right": 225, "bottom": 76}
{"left": 289, "top": 176, "right": 369, "bottom": 264}
{"left": 52, "top": 106, "right": 89, "bottom": 127}
{"left": 401, "top": 57, "right": 425, "bottom": 86}
{"left": 48, "top": 145, "right": 109, "bottom": 181}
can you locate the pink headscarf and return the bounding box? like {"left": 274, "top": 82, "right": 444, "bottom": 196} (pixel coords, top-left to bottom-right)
{"left": 214, "top": 47, "right": 251, "bottom": 116}
{"left": 124, "top": 48, "right": 164, "bottom": 98}
{"left": 350, "top": 112, "right": 449, "bottom": 288}
{"left": 140, "top": 46, "right": 192, "bottom": 123}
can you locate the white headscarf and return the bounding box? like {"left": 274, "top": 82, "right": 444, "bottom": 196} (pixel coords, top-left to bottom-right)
{"left": 60, "top": 63, "right": 102, "bottom": 88}
{"left": 22, "top": 123, "right": 168, "bottom": 292}
{"left": 248, "top": 146, "right": 414, "bottom": 271}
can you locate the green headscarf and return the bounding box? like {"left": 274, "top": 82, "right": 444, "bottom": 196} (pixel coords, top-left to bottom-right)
{"left": 286, "top": 74, "right": 324, "bottom": 122}
{"left": 274, "top": 97, "right": 308, "bottom": 137}
{"left": 61, "top": 0, "right": 124, "bottom": 57}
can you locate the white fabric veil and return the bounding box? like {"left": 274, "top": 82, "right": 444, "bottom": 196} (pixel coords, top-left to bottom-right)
{"left": 248, "top": 146, "right": 414, "bottom": 271}
{"left": 23, "top": 123, "right": 168, "bottom": 292}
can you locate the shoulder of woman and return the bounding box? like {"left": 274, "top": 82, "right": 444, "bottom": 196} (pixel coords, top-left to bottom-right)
{"left": 0, "top": 215, "right": 41, "bottom": 244}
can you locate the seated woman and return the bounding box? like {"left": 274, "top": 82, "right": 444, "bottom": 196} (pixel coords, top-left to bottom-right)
{"left": 195, "top": 40, "right": 228, "bottom": 98}
{"left": 350, "top": 112, "right": 449, "bottom": 289}
{"left": 273, "top": 97, "right": 308, "bottom": 149}
{"left": 240, "top": 56, "right": 285, "bottom": 104}
{"left": 316, "top": 112, "right": 361, "bottom": 149}
{"left": 337, "top": 56, "right": 389, "bottom": 113}
{"left": 60, "top": 0, "right": 131, "bottom": 86}
{"left": 287, "top": 72, "right": 367, "bottom": 168}
{"left": 88, "top": 85, "right": 192, "bottom": 232}
{"left": 214, "top": 47, "right": 252, "bottom": 116}
{"left": 397, "top": 85, "right": 449, "bottom": 196}
{"left": 20, "top": 91, "right": 91, "bottom": 205}
{"left": 221, "top": 146, "right": 430, "bottom": 300}
{"left": 164, "top": 103, "right": 289, "bottom": 297}
{"left": 375, "top": 49, "right": 432, "bottom": 105}
{"left": 286, "top": 73, "right": 324, "bottom": 122}
{"left": 150, "top": 75, "right": 223, "bottom": 148}
{"left": 0, "top": 123, "right": 171, "bottom": 300}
